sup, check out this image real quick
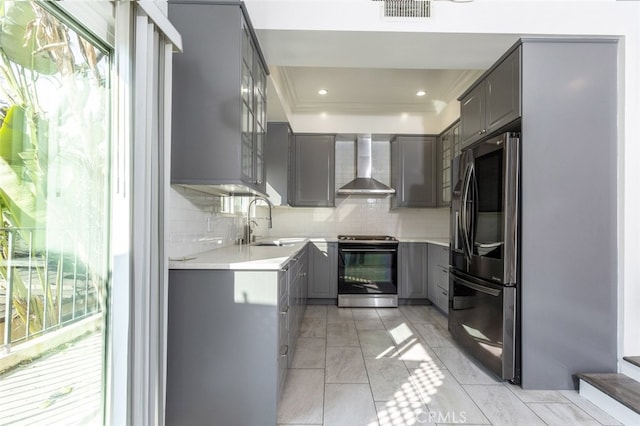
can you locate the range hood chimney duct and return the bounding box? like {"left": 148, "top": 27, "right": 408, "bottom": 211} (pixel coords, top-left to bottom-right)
{"left": 337, "top": 134, "right": 395, "bottom": 195}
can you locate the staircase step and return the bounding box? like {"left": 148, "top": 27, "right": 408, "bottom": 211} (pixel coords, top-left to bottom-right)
{"left": 579, "top": 373, "right": 640, "bottom": 418}
{"left": 624, "top": 356, "right": 640, "bottom": 369}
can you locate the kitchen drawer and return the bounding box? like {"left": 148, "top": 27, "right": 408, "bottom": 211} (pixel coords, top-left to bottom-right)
{"left": 278, "top": 269, "right": 288, "bottom": 302}
{"left": 437, "top": 265, "right": 449, "bottom": 291}
{"left": 278, "top": 344, "right": 288, "bottom": 397}
{"left": 436, "top": 245, "right": 449, "bottom": 268}
{"left": 436, "top": 286, "right": 449, "bottom": 314}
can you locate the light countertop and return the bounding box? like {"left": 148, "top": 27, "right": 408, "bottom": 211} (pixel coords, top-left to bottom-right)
{"left": 169, "top": 238, "right": 309, "bottom": 270}
{"left": 400, "top": 238, "right": 449, "bottom": 247}
{"left": 169, "top": 236, "right": 450, "bottom": 270}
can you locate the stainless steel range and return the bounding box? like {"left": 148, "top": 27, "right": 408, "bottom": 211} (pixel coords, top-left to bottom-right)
{"left": 337, "top": 235, "right": 399, "bottom": 308}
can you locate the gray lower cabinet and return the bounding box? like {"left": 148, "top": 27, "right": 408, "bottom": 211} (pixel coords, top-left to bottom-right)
{"left": 308, "top": 241, "right": 338, "bottom": 299}
{"left": 286, "top": 245, "right": 308, "bottom": 367}
{"left": 427, "top": 244, "right": 449, "bottom": 314}
{"left": 459, "top": 46, "right": 521, "bottom": 149}
{"left": 166, "top": 252, "right": 307, "bottom": 425}
{"left": 169, "top": 1, "right": 268, "bottom": 194}
{"left": 391, "top": 135, "right": 438, "bottom": 208}
{"left": 398, "top": 243, "right": 428, "bottom": 299}
{"left": 289, "top": 134, "right": 336, "bottom": 207}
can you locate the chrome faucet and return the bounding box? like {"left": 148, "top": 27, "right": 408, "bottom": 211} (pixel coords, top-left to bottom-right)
{"left": 245, "top": 195, "right": 273, "bottom": 243}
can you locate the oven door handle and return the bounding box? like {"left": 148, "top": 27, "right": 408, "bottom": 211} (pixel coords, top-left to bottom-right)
{"left": 339, "top": 248, "right": 397, "bottom": 253}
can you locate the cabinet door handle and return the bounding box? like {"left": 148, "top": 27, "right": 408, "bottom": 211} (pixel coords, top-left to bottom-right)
{"left": 281, "top": 267, "right": 289, "bottom": 272}
{"left": 281, "top": 305, "right": 289, "bottom": 314}
{"left": 280, "top": 345, "right": 289, "bottom": 356}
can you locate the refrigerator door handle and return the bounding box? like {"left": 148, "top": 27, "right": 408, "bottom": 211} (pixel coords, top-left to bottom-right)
{"left": 461, "top": 161, "right": 474, "bottom": 260}
{"left": 455, "top": 276, "right": 501, "bottom": 297}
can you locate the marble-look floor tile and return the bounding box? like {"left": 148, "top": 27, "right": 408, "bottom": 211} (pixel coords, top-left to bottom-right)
{"left": 326, "top": 347, "right": 368, "bottom": 384}
{"left": 410, "top": 369, "right": 490, "bottom": 424}
{"left": 398, "top": 338, "right": 446, "bottom": 368}
{"left": 506, "top": 384, "right": 571, "bottom": 403}
{"left": 433, "top": 346, "right": 500, "bottom": 385}
{"left": 358, "top": 329, "right": 397, "bottom": 358}
{"left": 527, "top": 402, "right": 600, "bottom": 425}
{"left": 324, "top": 383, "right": 378, "bottom": 426}
{"left": 277, "top": 424, "right": 321, "bottom": 426}
{"left": 399, "top": 305, "right": 436, "bottom": 324}
{"left": 365, "top": 356, "right": 416, "bottom": 402}
{"left": 383, "top": 318, "right": 419, "bottom": 344}
{"left": 430, "top": 310, "right": 448, "bottom": 329}
{"left": 277, "top": 369, "right": 324, "bottom": 424}
{"left": 299, "top": 317, "right": 327, "bottom": 338}
{"left": 352, "top": 308, "right": 381, "bottom": 320}
{"left": 290, "top": 337, "right": 326, "bottom": 369}
{"left": 414, "top": 323, "right": 455, "bottom": 348}
{"left": 464, "top": 384, "right": 545, "bottom": 425}
{"left": 304, "top": 305, "right": 327, "bottom": 319}
{"left": 376, "top": 400, "right": 436, "bottom": 426}
{"left": 327, "top": 306, "right": 354, "bottom": 323}
{"left": 376, "top": 308, "right": 406, "bottom": 319}
{"left": 559, "top": 390, "right": 622, "bottom": 425}
{"left": 327, "top": 322, "right": 359, "bottom": 347}
{"left": 355, "top": 318, "right": 386, "bottom": 331}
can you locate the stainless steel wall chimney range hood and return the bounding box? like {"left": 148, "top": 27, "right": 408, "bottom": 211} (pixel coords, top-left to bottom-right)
{"left": 337, "top": 134, "right": 395, "bottom": 195}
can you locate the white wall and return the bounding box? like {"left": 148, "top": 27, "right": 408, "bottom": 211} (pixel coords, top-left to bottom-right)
{"left": 244, "top": 0, "right": 640, "bottom": 361}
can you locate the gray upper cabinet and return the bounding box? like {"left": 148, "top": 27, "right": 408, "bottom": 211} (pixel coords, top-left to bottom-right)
{"left": 459, "top": 46, "right": 521, "bottom": 149}
{"left": 398, "top": 243, "right": 428, "bottom": 299}
{"left": 437, "top": 121, "right": 460, "bottom": 206}
{"left": 308, "top": 242, "right": 338, "bottom": 299}
{"left": 290, "top": 134, "right": 336, "bottom": 207}
{"left": 391, "top": 135, "right": 437, "bottom": 208}
{"left": 169, "top": 1, "right": 268, "bottom": 194}
{"left": 266, "top": 122, "right": 292, "bottom": 206}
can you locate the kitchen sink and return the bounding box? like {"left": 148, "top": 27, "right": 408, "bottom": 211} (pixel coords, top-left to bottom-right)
{"left": 252, "top": 242, "right": 295, "bottom": 247}
{"left": 251, "top": 238, "right": 306, "bottom": 247}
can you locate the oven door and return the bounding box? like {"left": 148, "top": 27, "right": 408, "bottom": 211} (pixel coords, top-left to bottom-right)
{"left": 338, "top": 243, "right": 398, "bottom": 295}
{"left": 448, "top": 269, "right": 517, "bottom": 381}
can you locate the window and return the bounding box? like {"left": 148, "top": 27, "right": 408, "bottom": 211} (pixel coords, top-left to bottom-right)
{"left": 0, "top": 2, "right": 111, "bottom": 423}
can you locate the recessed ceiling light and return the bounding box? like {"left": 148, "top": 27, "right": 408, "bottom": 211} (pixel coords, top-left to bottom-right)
{"left": 318, "top": 89, "right": 328, "bottom": 95}
{"left": 416, "top": 90, "right": 426, "bottom": 97}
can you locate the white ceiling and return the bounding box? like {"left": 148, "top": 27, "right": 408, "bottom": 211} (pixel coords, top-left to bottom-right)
{"left": 255, "top": 29, "right": 521, "bottom": 122}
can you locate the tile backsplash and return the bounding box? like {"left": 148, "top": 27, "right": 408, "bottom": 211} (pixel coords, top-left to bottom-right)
{"left": 168, "top": 186, "right": 245, "bottom": 258}
{"left": 260, "top": 200, "right": 449, "bottom": 240}
{"left": 168, "top": 138, "right": 450, "bottom": 257}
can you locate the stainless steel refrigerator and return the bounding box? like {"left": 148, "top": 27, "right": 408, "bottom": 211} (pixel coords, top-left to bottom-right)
{"left": 449, "top": 132, "right": 520, "bottom": 383}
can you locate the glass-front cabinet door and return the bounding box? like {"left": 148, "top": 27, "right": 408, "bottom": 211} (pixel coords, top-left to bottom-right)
{"left": 0, "top": 2, "right": 112, "bottom": 423}
{"left": 240, "top": 16, "right": 267, "bottom": 191}
{"left": 241, "top": 19, "right": 255, "bottom": 185}
{"left": 254, "top": 62, "right": 267, "bottom": 189}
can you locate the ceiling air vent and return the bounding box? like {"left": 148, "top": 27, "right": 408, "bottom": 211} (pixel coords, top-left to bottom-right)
{"left": 372, "top": 0, "right": 431, "bottom": 18}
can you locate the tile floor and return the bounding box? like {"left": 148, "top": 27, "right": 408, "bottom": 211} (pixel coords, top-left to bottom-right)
{"left": 277, "top": 305, "right": 622, "bottom": 426}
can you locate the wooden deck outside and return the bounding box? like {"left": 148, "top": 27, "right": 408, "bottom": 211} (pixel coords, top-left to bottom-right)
{"left": 0, "top": 332, "right": 103, "bottom": 425}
